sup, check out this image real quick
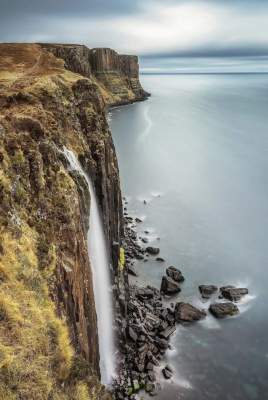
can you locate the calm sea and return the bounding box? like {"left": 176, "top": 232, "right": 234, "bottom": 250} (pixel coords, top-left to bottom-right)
{"left": 109, "top": 74, "right": 268, "bottom": 400}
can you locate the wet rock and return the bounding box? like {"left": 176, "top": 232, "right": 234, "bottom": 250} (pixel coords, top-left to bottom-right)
{"left": 141, "top": 237, "right": 149, "bottom": 243}
{"left": 127, "top": 326, "right": 138, "bottom": 342}
{"left": 160, "top": 276, "right": 181, "bottom": 295}
{"left": 199, "top": 285, "right": 218, "bottom": 299}
{"left": 209, "top": 302, "right": 239, "bottom": 318}
{"left": 135, "top": 217, "right": 143, "bottom": 223}
{"left": 146, "top": 362, "right": 154, "bottom": 371}
{"left": 154, "top": 337, "right": 169, "bottom": 350}
{"left": 136, "top": 287, "right": 155, "bottom": 300}
{"left": 162, "top": 365, "right": 173, "bottom": 379}
{"left": 166, "top": 266, "right": 184, "bottom": 283}
{"left": 220, "top": 286, "right": 248, "bottom": 302}
{"left": 174, "top": 302, "right": 206, "bottom": 322}
{"left": 156, "top": 257, "right": 165, "bottom": 262}
{"left": 146, "top": 247, "right": 160, "bottom": 255}
{"left": 159, "top": 325, "right": 176, "bottom": 339}
{"left": 128, "top": 265, "right": 138, "bottom": 277}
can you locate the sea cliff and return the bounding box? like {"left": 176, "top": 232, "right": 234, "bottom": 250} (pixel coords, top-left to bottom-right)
{"left": 0, "top": 43, "right": 147, "bottom": 399}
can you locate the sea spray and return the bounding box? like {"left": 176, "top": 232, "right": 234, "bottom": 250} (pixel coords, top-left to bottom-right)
{"left": 62, "top": 147, "right": 115, "bottom": 384}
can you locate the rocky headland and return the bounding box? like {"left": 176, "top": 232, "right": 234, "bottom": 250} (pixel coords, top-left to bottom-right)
{"left": 0, "top": 42, "right": 148, "bottom": 399}
{"left": 0, "top": 43, "right": 249, "bottom": 400}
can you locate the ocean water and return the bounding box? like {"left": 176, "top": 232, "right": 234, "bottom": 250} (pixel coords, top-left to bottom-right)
{"left": 109, "top": 74, "right": 268, "bottom": 400}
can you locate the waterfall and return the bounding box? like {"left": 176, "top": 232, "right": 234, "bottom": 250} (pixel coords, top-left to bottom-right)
{"left": 62, "top": 147, "right": 115, "bottom": 385}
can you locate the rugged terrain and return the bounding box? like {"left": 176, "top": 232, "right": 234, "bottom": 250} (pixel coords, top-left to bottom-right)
{"left": 0, "top": 43, "right": 148, "bottom": 399}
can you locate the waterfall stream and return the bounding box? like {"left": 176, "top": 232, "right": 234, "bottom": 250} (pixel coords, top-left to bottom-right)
{"left": 62, "top": 147, "right": 115, "bottom": 385}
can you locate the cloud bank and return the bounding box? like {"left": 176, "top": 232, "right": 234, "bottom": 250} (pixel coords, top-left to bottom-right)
{"left": 1, "top": 0, "right": 268, "bottom": 58}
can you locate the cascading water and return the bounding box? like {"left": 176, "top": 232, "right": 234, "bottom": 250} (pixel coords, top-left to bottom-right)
{"left": 62, "top": 147, "right": 115, "bottom": 384}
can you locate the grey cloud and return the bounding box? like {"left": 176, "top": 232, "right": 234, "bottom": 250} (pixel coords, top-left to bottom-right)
{"left": 1, "top": 0, "right": 142, "bottom": 17}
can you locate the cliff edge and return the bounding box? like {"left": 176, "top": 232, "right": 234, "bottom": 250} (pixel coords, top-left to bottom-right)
{"left": 0, "top": 43, "right": 143, "bottom": 399}
{"left": 41, "top": 44, "right": 150, "bottom": 106}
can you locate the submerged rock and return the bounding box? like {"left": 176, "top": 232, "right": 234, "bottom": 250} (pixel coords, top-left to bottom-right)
{"left": 146, "top": 246, "right": 160, "bottom": 255}
{"left": 156, "top": 257, "right": 165, "bottom": 262}
{"left": 166, "top": 266, "right": 184, "bottom": 283}
{"left": 209, "top": 302, "right": 239, "bottom": 318}
{"left": 199, "top": 285, "right": 218, "bottom": 299}
{"left": 160, "top": 276, "right": 181, "bottom": 295}
{"left": 174, "top": 302, "right": 206, "bottom": 322}
{"left": 220, "top": 286, "right": 248, "bottom": 302}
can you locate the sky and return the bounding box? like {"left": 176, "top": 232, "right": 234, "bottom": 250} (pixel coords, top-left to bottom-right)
{"left": 1, "top": 0, "right": 268, "bottom": 72}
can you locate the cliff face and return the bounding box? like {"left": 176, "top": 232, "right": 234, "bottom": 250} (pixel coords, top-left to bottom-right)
{"left": 0, "top": 42, "right": 136, "bottom": 399}
{"left": 41, "top": 44, "right": 149, "bottom": 106}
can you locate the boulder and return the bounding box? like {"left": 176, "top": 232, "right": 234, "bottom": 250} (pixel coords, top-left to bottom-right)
{"left": 128, "top": 265, "right": 138, "bottom": 277}
{"left": 160, "top": 276, "right": 181, "bottom": 295}
{"left": 199, "top": 285, "right": 218, "bottom": 299}
{"left": 174, "top": 302, "right": 206, "bottom": 322}
{"left": 136, "top": 287, "right": 155, "bottom": 300}
{"left": 146, "top": 246, "right": 160, "bottom": 255}
{"left": 209, "top": 302, "right": 239, "bottom": 318}
{"left": 141, "top": 237, "right": 149, "bottom": 243}
{"left": 159, "top": 325, "right": 176, "bottom": 340}
{"left": 127, "top": 326, "right": 138, "bottom": 342}
{"left": 166, "top": 266, "right": 184, "bottom": 282}
{"left": 162, "top": 365, "right": 173, "bottom": 379}
{"left": 220, "top": 286, "right": 248, "bottom": 302}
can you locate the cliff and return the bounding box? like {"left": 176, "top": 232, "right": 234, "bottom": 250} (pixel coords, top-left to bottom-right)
{"left": 41, "top": 44, "right": 150, "bottom": 106}
{"left": 0, "top": 42, "right": 141, "bottom": 399}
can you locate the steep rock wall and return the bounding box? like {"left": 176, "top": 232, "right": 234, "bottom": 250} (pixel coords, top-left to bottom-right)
{"left": 41, "top": 44, "right": 149, "bottom": 106}
{"left": 0, "top": 43, "right": 128, "bottom": 399}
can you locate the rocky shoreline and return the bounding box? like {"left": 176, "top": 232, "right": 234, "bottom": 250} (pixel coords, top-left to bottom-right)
{"left": 113, "top": 198, "right": 249, "bottom": 398}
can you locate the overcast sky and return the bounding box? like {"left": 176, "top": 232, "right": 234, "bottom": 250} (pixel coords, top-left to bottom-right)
{"left": 1, "top": 0, "right": 268, "bottom": 60}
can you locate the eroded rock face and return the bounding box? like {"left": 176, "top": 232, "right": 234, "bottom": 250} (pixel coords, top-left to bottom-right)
{"left": 41, "top": 44, "right": 150, "bottom": 106}
{"left": 0, "top": 42, "right": 138, "bottom": 398}
{"left": 174, "top": 302, "right": 206, "bottom": 322}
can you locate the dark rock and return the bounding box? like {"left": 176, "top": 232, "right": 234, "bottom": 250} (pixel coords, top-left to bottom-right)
{"left": 146, "top": 247, "right": 160, "bottom": 255}
{"left": 146, "top": 362, "right": 154, "bottom": 371}
{"left": 220, "top": 287, "right": 248, "bottom": 302}
{"left": 136, "top": 287, "right": 155, "bottom": 300}
{"left": 141, "top": 237, "right": 149, "bottom": 243}
{"left": 209, "top": 302, "right": 239, "bottom": 318}
{"left": 160, "top": 276, "right": 181, "bottom": 295}
{"left": 127, "top": 326, "right": 138, "bottom": 342}
{"left": 166, "top": 266, "right": 184, "bottom": 282}
{"left": 128, "top": 265, "right": 138, "bottom": 277}
{"left": 199, "top": 285, "right": 218, "bottom": 299}
{"left": 148, "top": 370, "right": 156, "bottom": 382}
{"left": 135, "top": 217, "right": 143, "bottom": 223}
{"left": 159, "top": 325, "right": 176, "bottom": 339}
{"left": 162, "top": 365, "right": 173, "bottom": 379}
{"left": 154, "top": 337, "right": 169, "bottom": 350}
{"left": 156, "top": 257, "right": 165, "bottom": 262}
{"left": 174, "top": 302, "right": 206, "bottom": 322}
